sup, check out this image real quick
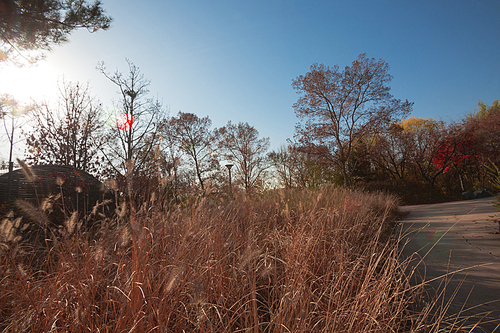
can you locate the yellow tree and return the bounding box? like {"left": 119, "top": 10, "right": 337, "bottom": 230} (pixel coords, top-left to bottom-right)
{"left": 399, "top": 117, "right": 455, "bottom": 199}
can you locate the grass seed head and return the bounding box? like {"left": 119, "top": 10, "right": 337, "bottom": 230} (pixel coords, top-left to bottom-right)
{"left": 16, "top": 199, "right": 50, "bottom": 227}
{"left": 56, "top": 177, "right": 65, "bottom": 186}
{"left": 17, "top": 158, "right": 36, "bottom": 182}
{"left": 0, "top": 218, "right": 15, "bottom": 242}
{"left": 64, "top": 211, "right": 79, "bottom": 235}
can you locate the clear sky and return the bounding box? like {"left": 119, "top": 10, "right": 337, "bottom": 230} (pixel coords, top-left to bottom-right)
{"left": 1, "top": 0, "right": 500, "bottom": 162}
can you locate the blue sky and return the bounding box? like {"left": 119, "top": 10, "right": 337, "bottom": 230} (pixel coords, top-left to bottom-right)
{"left": 1, "top": 0, "right": 499, "bottom": 161}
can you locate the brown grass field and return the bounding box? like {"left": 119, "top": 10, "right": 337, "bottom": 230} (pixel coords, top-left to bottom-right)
{"left": 0, "top": 186, "right": 483, "bottom": 332}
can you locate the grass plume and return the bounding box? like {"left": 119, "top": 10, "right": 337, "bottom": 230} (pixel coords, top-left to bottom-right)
{"left": 0, "top": 186, "right": 493, "bottom": 331}
{"left": 16, "top": 159, "right": 36, "bottom": 182}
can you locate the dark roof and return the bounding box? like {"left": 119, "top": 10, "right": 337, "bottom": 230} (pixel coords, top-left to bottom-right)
{"left": 0, "top": 165, "right": 103, "bottom": 213}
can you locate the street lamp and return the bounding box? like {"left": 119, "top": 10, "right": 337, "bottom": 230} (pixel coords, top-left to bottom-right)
{"left": 225, "top": 164, "right": 233, "bottom": 199}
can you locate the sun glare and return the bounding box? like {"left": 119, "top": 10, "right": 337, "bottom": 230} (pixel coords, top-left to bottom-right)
{"left": 0, "top": 62, "right": 59, "bottom": 104}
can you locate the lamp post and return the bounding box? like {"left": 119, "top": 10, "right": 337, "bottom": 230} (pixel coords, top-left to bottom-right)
{"left": 225, "top": 164, "right": 233, "bottom": 199}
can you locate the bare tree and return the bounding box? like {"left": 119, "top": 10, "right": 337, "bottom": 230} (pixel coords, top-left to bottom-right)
{"left": 162, "top": 112, "right": 218, "bottom": 192}
{"left": 24, "top": 80, "right": 104, "bottom": 176}
{"left": 268, "top": 145, "right": 295, "bottom": 188}
{"left": 97, "top": 59, "right": 165, "bottom": 176}
{"left": 216, "top": 121, "right": 269, "bottom": 193}
{"left": 292, "top": 54, "right": 413, "bottom": 186}
{"left": 369, "top": 124, "right": 413, "bottom": 182}
{"left": 269, "top": 144, "right": 333, "bottom": 189}
{"left": 1, "top": 94, "right": 31, "bottom": 206}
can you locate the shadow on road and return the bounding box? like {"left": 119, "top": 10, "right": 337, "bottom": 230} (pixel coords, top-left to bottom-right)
{"left": 399, "top": 197, "right": 500, "bottom": 332}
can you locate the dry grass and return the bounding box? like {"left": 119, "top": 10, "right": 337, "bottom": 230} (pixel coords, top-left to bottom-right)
{"left": 0, "top": 186, "right": 483, "bottom": 332}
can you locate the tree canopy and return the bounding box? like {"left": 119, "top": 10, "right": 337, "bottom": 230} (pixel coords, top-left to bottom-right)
{"left": 98, "top": 59, "right": 165, "bottom": 177}
{"left": 216, "top": 121, "right": 270, "bottom": 192}
{"left": 0, "top": 0, "right": 112, "bottom": 62}
{"left": 24, "top": 80, "right": 104, "bottom": 175}
{"left": 292, "top": 53, "right": 413, "bottom": 186}
{"left": 162, "top": 112, "right": 218, "bottom": 192}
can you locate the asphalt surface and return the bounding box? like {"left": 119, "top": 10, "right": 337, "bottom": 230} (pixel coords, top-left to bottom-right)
{"left": 399, "top": 197, "right": 500, "bottom": 332}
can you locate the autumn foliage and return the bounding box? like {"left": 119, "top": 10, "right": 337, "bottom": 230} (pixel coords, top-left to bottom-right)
{"left": 12, "top": 56, "right": 500, "bottom": 205}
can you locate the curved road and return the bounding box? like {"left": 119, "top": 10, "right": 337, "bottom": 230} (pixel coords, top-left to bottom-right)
{"left": 399, "top": 197, "right": 500, "bottom": 332}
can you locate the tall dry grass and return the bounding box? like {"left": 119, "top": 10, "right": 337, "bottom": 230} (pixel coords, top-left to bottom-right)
{"left": 0, "top": 186, "right": 477, "bottom": 332}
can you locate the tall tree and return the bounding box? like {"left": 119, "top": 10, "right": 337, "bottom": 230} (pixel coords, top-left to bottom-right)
{"left": 1, "top": 94, "right": 30, "bottom": 164}
{"left": 24, "top": 80, "right": 104, "bottom": 175}
{"left": 0, "top": 0, "right": 112, "bottom": 63}
{"left": 1, "top": 94, "right": 31, "bottom": 206}
{"left": 269, "top": 144, "right": 332, "bottom": 188}
{"left": 216, "top": 121, "right": 270, "bottom": 193}
{"left": 369, "top": 123, "right": 413, "bottom": 182}
{"left": 268, "top": 145, "right": 295, "bottom": 188}
{"left": 98, "top": 59, "right": 165, "bottom": 176}
{"left": 292, "top": 53, "right": 413, "bottom": 186}
{"left": 459, "top": 100, "right": 500, "bottom": 188}
{"left": 399, "top": 117, "right": 454, "bottom": 199}
{"left": 162, "top": 112, "right": 218, "bottom": 192}
{"left": 467, "top": 100, "right": 500, "bottom": 163}
{"left": 155, "top": 121, "right": 185, "bottom": 200}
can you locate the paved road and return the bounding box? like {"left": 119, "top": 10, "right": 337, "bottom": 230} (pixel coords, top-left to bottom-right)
{"left": 399, "top": 197, "right": 500, "bottom": 332}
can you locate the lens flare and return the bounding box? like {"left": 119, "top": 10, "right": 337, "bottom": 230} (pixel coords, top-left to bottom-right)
{"left": 116, "top": 113, "right": 133, "bottom": 131}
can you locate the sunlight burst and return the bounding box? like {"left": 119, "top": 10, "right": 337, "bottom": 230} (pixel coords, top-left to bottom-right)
{"left": 0, "top": 62, "right": 59, "bottom": 104}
